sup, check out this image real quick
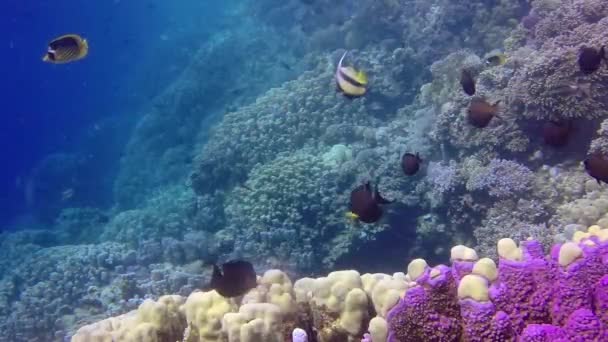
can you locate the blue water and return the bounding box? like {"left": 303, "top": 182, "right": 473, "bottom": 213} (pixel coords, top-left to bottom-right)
{"left": 0, "top": 0, "right": 229, "bottom": 227}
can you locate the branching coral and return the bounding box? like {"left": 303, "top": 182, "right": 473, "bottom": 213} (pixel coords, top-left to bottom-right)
{"left": 466, "top": 159, "right": 534, "bottom": 198}
{"left": 474, "top": 198, "right": 551, "bottom": 259}
{"left": 221, "top": 149, "right": 351, "bottom": 271}
{"left": 508, "top": 14, "right": 608, "bottom": 120}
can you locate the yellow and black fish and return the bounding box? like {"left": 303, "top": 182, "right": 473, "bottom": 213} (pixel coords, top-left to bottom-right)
{"left": 335, "top": 51, "right": 368, "bottom": 97}
{"left": 484, "top": 51, "right": 507, "bottom": 67}
{"left": 43, "top": 34, "right": 89, "bottom": 64}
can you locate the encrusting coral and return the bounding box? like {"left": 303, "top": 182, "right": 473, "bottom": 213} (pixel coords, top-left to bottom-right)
{"left": 71, "top": 225, "right": 608, "bottom": 341}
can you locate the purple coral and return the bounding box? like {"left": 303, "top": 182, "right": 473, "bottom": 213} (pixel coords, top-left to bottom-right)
{"left": 386, "top": 237, "right": 608, "bottom": 341}
{"left": 386, "top": 265, "right": 462, "bottom": 341}
{"left": 467, "top": 159, "right": 533, "bottom": 198}
{"left": 426, "top": 161, "right": 460, "bottom": 195}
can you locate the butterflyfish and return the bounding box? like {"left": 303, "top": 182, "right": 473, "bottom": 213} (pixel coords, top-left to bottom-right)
{"left": 43, "top": 34, "right": 89, "bottom": 64}
{"left": 485, "top": 51, "right": 507, "bottom": 67}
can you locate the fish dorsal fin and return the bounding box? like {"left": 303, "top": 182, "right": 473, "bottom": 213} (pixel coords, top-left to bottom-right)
{"left": 374, "top": 188, "right": 392, "bottom": 204}
{"left": 338, "top": 51, "right": 348, "bottom": 69}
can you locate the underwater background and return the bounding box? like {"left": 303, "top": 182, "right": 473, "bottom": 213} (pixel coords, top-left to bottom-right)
{"left": 2, "top": 0, "right": 608, "bottom": 341}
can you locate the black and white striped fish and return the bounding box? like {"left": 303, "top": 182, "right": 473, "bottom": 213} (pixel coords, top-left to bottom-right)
{"left": 335, "top": 51, "right": 368, "bottom": 97}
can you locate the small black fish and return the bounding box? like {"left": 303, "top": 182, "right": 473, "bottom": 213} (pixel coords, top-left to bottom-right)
{"left": 578, "top": 46, "right": 605, "bottom": 74}
{"left": 468, "top": 98, "right": 500, "bottom": 128}
{"left": 584, "top": 155, "right": 608, "bottom": 184}
{"left": 279, "top": 61, "right": 292, "bottom": 71}
{"left": 543, "top": 121, "right": 572, "bottom": 147}
{"left": 349, "top": 182, "right": 391, "bottom": 224}
{"left": 460, "top": 69, "right": 476, "bottom": 96}
{"left": 402, "top": 153, "right": 422, "bottom": 176}
{"left": 210, "top": 260, "right": 257, "bottom": 298}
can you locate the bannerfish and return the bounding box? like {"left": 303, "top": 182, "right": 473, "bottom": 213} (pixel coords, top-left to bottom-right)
{"left": 402, "top": 152, "right": 422, "bottom": 176}
{"left": 336, "top": 51, "right": 368, "bottom": 97}
{"left": 485, "top": 51, "right": 507, "bottom": 67}
{"left": 348, "top": 182, "right": 391, "bottom": 224}
{"left": 209, "top": 260, "right": 257, "bottom": 298}
{"left": 467, "top": 98, "right": 500, "bottom": 128}
{"left": 578, "top": 46, "right": 605, "bottom": 74}
{"left": 43, "top": 34, "right": 89, "bottom": 64}
{"left": 543, "top": 121, "right": 572, "bottom": 147}
{"left": 584, "top": 155, "right": 608, "bottom": 184}
{"left": 460, "top": 69, "right": 476, "bottom": 96}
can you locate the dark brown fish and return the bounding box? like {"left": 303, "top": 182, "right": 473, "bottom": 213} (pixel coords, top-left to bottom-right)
{"left": 43, "top": 34, "right": 89, "bottom": 64}
{"left": 402, "top": 152, "right": 422, "bottom": 176}
{"left": 349, "top": 182, "right": 391, "bottom": 224}
{"left": 210, "top": 260, "right": 257, "bottom": 297}
{"left": 467, "top": 99, "right": 500, "bottom": 128}
{"left": 584, "top": 155, "right": 608, "bottom": 184}
{"left": 578, "top": 46, "right": 605, "bottom": 74}
{"left": 543, "top": 121, "right": 572, "bottom": 147}
{"left": 460, "top": 69, "right": 476, "bottom": 96}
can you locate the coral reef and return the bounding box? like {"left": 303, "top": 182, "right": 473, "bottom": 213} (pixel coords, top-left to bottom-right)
{"left": 114, "top": 22, "right": 304, "bottom": 209}
{"left": 466, "top": 159, "right": 534, "bottom": 198}
{"left": 6, "top": 0, "right": 608, "bottom": 340}
{"left": 69, "top": 226, "right": 608, "bottom": 341}
{"left": 0, "top": 228, "right": 220, "bottom": 341}
{"left": 387, "top": 226, "right": 608, "bottom": 341}
{"left": 221, "top": 149, "right": 351, "bottom": 271}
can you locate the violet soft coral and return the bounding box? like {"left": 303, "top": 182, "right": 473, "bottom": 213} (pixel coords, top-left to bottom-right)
{"left": 387, "top": 233, "right": 608, "bottom": 341}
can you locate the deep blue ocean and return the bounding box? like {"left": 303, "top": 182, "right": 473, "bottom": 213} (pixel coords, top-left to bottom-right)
{"left": 0, "top": 0, "right": 228, "bottom": 228}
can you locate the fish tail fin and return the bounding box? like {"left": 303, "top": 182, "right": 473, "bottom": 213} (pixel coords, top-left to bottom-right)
{"left": 416, "top": 152, "right": 423, "bottom": 163}
{"left": 346, "top": 211, "right": 359, "bottom": 221}
{"left": 499, "top": 54, "right": 507, "bottom": 65}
